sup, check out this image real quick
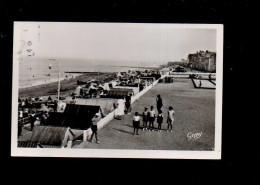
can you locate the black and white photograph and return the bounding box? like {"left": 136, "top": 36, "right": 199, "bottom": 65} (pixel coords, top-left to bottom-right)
{"left": 11, "top": 22, "right": 223, "bottom": 159}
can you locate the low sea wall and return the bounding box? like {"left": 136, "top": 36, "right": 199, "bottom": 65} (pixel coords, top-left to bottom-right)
{"left": 131, "top": 76, "right": 162, "bottom": 103}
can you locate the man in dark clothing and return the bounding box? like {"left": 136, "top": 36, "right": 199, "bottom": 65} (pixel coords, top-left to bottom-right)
{"left": 18, "top": 122, "right": 22, "bottom": 136}
{"left": 89, "top": 113, "right": 101, "bottom": 144}
{"left": 30, "top": 112, "right": 36, "bottom": 131}
{"left": 156, "top": 94, "right": 163, "bottom": 111}
{"left": 125, "top": 95, "right": 132, "bottom": 114}
{"left": 199, "top": 81, "right": 202, "bottom": 88}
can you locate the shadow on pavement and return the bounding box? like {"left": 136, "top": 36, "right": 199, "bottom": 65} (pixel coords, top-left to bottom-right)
{"left": 113, "top": 128, "right": 133, "bottom": 135}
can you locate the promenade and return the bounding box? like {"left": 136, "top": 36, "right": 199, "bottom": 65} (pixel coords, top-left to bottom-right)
{"left": 75, "top": 78, "right": 215, "bottom": 151}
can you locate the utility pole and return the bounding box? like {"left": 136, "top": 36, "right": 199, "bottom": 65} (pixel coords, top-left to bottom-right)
{"left": 49, "top": 58, "right": 60, "bottom": 101}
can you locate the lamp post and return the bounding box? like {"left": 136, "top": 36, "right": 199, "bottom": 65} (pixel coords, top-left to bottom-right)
{"left": 49, "top": 58, "right": 60, "bottom": 101}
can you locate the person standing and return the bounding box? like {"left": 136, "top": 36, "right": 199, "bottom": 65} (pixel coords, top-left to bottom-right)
{"left": 157, "top": 109, "right": 163, "bottom": 132}
{"left": 167, "top": 106, "right": 175, "bottom": 132}
{"left": 41, "top": 112, "right": 48, "bottom": 125}
{"left": 133, "top": 112, "right": 141, "bottom": 135}
{"left": 142, "top": 107, "right": 149, "bottom": 130}
{"left": 156, "top": 94, "right": 163, "bottom": 111}
{"left": 125, "top": 95, "right": 132, "bottom": 114}
{"left": 30, "top": 111, "right": 36, "bottom": 131}
{"left": 19, "top": 109, "right": 23, "bottom": 120}
{"left": 23, "top": 108, "right": 29, "bottom": 118}
{"left": 89, "top": 113, "right": 101, "bottom": 144}
{"left": 18, "top": 121, "right": 22, "bottom": 137}
{"left": 148, "top": 106, "right": 156, "bottom": 131}
{"left": 199, "top": 80, "right": 202, "bottom": 88}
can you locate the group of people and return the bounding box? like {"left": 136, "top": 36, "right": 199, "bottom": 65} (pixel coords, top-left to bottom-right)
{"left": 18, "top": 109, "right": 50, "bottom": 137}
{"left": 132, "top": 94, "right": 175, "bottom": 135}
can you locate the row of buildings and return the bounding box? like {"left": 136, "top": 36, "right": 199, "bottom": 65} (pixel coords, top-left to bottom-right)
{"left": 188, "top": 50, "right": 216, "bottom": 72}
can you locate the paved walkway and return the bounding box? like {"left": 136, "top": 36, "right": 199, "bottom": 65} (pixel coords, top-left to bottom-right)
{"left": 75, "top": 78, "right": 215, "bottom": 151}
{"left": 193, "top": 79, "right": 216, "bottom": 88}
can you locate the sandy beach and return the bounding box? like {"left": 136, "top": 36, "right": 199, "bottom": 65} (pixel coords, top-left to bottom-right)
{"left": 18, "top": 72, "right": 116, "bottom": 98}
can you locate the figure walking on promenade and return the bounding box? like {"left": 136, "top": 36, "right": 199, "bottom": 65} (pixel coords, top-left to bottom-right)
{"left": 148, "top": 106, "right": 156, "bottom": 131}
{"left": 157, "top": 109, "right": 163, "bottom": 132}
{"left": 89, "top": 113, "right": 101, "bottom": 144}
{"left": 142, "top": 107, "right": 149, "bottom": 130}
{"left": 156, "top": 94, "right": 163, "bottom": 112}
{"left": 133, "top": 112, "right": 141, "bottom": 135}
{"left": 167, "top": 106, "right": 175, "bottom": 132}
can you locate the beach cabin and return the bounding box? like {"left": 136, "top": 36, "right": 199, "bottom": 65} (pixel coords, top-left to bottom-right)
{"left": 75, "top": 98, "right": 124, "bottom": 116}
{"left": 106, "top": 88, "right": 134, "bottom": 99}
{"left": 113, "top": 86, "right": 139, "bottom": 95}
{"left": 140, "top": 76, "right": 156, "bottom": 82}
{"left": 44, "top": 104, "right": 102, "bottom": 130}
{"left": 30, "top": 126, "right": 75, "bottom": 148}
{"left": 75, "top": 98, "right": 115, "bottom": 116}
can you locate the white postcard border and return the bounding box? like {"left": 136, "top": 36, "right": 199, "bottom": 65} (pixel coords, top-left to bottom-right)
{"left": 11, "top": 22, "right": 223, "bottom": 159}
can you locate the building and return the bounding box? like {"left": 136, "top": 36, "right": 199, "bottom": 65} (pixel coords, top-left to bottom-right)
{"left": 30, "top": 126, "right": 75, "bottom": 148}
{"left": 188, "top": 50, "right": 216, "bottom": 72}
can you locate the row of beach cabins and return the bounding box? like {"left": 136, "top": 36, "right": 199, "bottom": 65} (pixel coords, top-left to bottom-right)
{"left": 18, "top": 68, "right": 170, "bottom": 148}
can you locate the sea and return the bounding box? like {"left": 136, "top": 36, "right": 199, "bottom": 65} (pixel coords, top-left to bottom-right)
{"left": 18, "top": 57, "right": 159, "bottom": 88}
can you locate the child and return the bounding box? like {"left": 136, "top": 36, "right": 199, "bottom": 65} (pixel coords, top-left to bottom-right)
{"left": 148, "top": 106, "right": 156, "bottom": 131}
{"left": 157, "top": 109, "right": 163, "bottom": 132}
{"left": 142, "top": 107, "right": 149, "bottom": 130}
{"left": 167, "top": 106, "right": 175, "bottom": 132}
{"left": 133, "top": 112, "right": 141, "bottom": 135}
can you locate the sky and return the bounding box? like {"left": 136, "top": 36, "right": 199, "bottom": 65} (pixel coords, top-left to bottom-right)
{"left": 15, "top": 22, "right": 217, "bottom": 65}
